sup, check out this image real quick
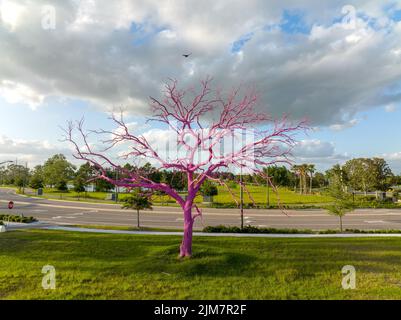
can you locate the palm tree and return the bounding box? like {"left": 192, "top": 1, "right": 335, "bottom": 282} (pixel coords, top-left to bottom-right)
{"left": 291, "top": 165, "right": 302, "bottom": 194}
{"left": 307, "top": 164, "right": 315, "bottom": 194}
{"left": 121, "top": 189, "right": 153, "bottom": 228}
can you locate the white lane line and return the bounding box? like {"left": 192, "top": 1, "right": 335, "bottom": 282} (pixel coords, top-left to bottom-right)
{"left": 2, "top": 199, "right": 401, "bottom": 218}
{"left": 364, "top": 220, "right": 386, "bottom": 224}
{"left": 52, "top": 216, "right": 76, "bottom": 219}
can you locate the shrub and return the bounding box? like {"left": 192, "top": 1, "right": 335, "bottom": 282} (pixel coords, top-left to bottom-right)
{"left": 203, "top": 225, "right": 401, "bottom": 234}
{"left": 0, "top": 214, "right": 37, "bottom": 223}
{"left": 203, "top": 225, "right": 314, "bottom": 234}
{"left": 200, "top": 180, "right": 218, "bottom": 197}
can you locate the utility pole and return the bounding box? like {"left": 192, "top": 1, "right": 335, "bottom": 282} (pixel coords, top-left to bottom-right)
{"left": 115, "top": 167, "right": 119, "bottom": 203}
{"left": 22, "top": 162, "right": 27, "bottom": 194}
{"left": 240, "top": 164, "right": 244, "bottom": 230}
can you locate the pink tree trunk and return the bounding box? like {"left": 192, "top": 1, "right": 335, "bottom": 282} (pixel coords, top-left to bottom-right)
{"left": 180, "top": 203, "right": 194, "bottom": 257}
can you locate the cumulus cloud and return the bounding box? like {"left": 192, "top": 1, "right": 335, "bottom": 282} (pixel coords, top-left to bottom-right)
{"left": 292, "top": 139, "right": 348, "bottom": 169}
{"left": 381, "top": 151, "right": 401, "bottom": 173}
{"left": 384, "top": 103, "right": 397, "bottom": 112}
{"left": 329, "top": 119, "right": 359, "bottom": 131}
{"left": 0, "top": 0, "right": 401, "bottom": 127}
{"left": 293, "top": 139, "right": 335, "bottom": 158}
{"left": 0, "top": 135, "right": 73, "bottom": 166}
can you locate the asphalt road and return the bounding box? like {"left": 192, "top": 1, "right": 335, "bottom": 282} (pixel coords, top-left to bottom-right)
{"left": 2, "top": 188, "right": 401, "bottom": 230}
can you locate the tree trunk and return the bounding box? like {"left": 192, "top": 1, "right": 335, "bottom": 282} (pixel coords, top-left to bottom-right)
{"left": 180, "top": 203, "right": 194, "bottom": 258}
{"left": 299, "top": 175, "right": 302, "bottom": 194}
{"left": 137, "top": 209, "right": 140, "bottom": 229}
{"left": 340, "top": 216, "right": 343, "bottom": 232}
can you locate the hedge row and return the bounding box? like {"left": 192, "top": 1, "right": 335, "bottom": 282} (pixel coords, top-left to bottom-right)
{"left": 202, "top": 225, "right": 401, "bottom": 234}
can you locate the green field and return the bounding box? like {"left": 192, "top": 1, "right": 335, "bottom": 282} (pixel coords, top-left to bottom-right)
{"left": 2, "top": 230, "right": 401, "bottom": 299}
{"left": 27, "top": 186, "right": 334, "bottom": 207}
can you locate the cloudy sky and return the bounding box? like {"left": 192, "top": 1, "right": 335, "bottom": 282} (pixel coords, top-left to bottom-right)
{"left": 1, "top": 0, "right": 401, "bottom": 173}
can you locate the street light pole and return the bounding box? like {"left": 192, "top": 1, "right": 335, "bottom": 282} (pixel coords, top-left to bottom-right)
{"left": 115, "top": 167, "right": 119, "bottom": 203}
{"left": 265, "top": 166, "right": 270, "bottom": 208}
{"left": 240, "top": 164, "right": 244, "bottom": 230}
{"left": 22, "top": 162, "right": 28, "bottom": 194}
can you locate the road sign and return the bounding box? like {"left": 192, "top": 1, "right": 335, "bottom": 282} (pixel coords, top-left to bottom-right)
{"left": 8, "top": 201, "right": 14, "bottom": 209}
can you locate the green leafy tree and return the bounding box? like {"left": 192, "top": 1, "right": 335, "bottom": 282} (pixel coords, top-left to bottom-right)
{"left": 29, "top": 165, "right": 44, "bottom": 189}
{"left": 1, "top": 164, "right": 30, "bottom": 187}
{"left": 73, "top": 162, "right": 94, "bottom": 195}
{"left": 42, "top": 154, "right": 76, "bottom": 190}
{"left": 161, "top": 170, "right": 187, "bottom": 191}
{"left": 326, "top": 164, "right": 348, "bottom": 190}
{"left": 73, "top": 180, "right": 85, "bottom": 193}
{"left": 325, "top": 179, "right": 355, "bottom": 232}
{"left": 371, "top": 158, "right": 393, "bottom": 191}
{"left": 258, "top": 166, "right": 293, "bottom": 187}
{"left": 94, "top": 169, "right": 115, "bottom": 192}
{"left": 312, "top": 172, "right": 327, "bottom": 188}
{"left": 343, "top": 158, "right": 393, "bottom": 193}
{"left": 200, "top": 180, "right": 218, "bottom": 197}
{"left": 121, "top": 189, "right": 153, "bottom": 228}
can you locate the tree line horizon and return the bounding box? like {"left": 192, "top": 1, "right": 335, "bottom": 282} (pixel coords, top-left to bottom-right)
{"left": 0, "top": 153, "right": 398, "bottom": 195}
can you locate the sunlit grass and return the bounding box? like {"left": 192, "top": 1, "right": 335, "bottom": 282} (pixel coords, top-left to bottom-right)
{"left": 36, "top": 186, "right": 334, "bottom": 206}
{"left": 2, "top": 230, "right": 401, "bottom": 299}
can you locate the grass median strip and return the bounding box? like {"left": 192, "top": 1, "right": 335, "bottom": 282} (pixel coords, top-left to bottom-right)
{"left": 2, "top": 229, "right": 401, "bottom": 299}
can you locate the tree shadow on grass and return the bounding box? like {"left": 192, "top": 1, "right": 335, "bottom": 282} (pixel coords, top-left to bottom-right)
{"left": 4, "top": 231, "right": 401, "bottom": 280}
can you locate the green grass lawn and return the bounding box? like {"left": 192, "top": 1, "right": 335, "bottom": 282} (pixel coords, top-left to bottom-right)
{"left": 2, "top": 230, "right": 401, "bottom": 299}
{"left": 32, "top": 186, "right": 334, "bottom": 206}
{"left": 213, "top": 185, "right": 333, "bottom": 205}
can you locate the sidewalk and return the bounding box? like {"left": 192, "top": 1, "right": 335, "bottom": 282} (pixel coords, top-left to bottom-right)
{"left": 5, "top": 223, "right": 401, "bottom": 238}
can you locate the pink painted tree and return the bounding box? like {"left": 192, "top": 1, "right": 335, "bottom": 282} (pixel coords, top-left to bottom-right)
{"left": 64, "top": 78, "right": 306, "bottom": 257}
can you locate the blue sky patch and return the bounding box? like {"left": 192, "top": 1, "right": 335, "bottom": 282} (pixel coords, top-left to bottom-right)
{"left": 280, "top": 10, "right": 310, "bottom": 34}
{"left": 130, "top": 22, "right": 166, "bottom": 47}
{"left": 231, "top": 33, "right": 253, "bottom": 52}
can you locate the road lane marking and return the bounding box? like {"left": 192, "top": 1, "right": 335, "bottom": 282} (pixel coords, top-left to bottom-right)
{"left": 364, "top": 220, "right": 386, "bottom": 224}
{"left": 3, "top": 200, "right": 401, "bottom": 219}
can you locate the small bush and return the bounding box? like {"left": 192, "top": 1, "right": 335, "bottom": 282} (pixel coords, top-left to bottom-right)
{"left": 0, "top": 214, "right": 37, "bottom": 223}
{"left": 345, "top": 229, "right": 401, "bottom": 234}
